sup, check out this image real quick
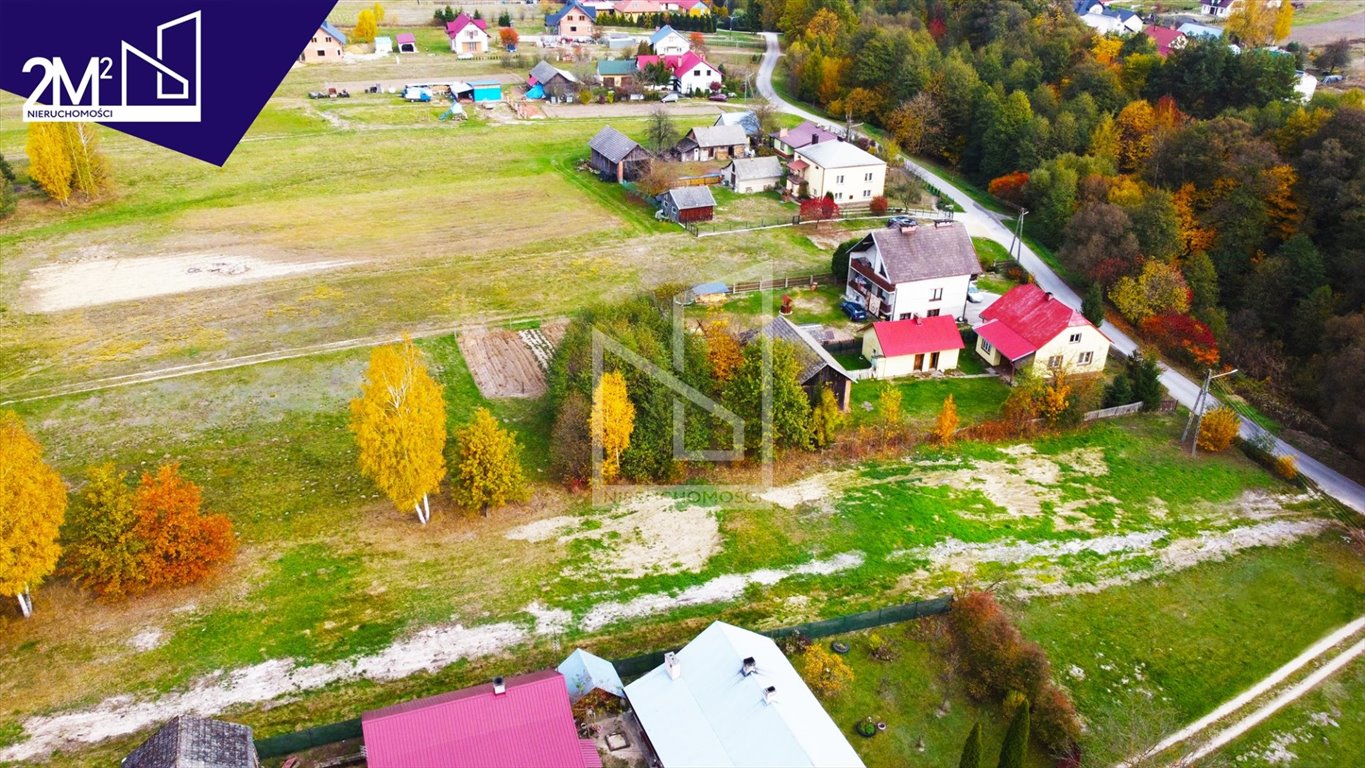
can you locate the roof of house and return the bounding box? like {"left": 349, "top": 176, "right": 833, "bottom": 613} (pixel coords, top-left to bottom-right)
{"left": 975, "top": 283, "right": 1103, "bottom": 361}
{"left": 624, "top": 621, "right": 866, "bottom": 768}
{"left": 123, "top": 716, "right": 259, "bottom": 768}
{"left": 741, "top": 317, "right": 851, "bottom": 384}
{"left": 1143, "top": 25, "right": 1185, "bottom": 56}
{"left": 395, "top": 32, "right": 416, "bottom": 44}
{"left": 1102, "top": 6, "right": 1139, "bottom": 21}
{"left": 548, "top": 0, "right": 599, "bottom": 24}
{"left": 589, "top": 125, "right": 644, "bottom": 163}
{"left": 446, "top": 14, "right": 489, "bottom": 37}
{"left": 715, "top": 109, "right": 760, "bottom": 135}
{"left": 1205, "top": 0, "right": 1236, "bottom": 7}
{"left": 871, "top": 315, "right": 965, "bottom": 357}
{"left": 557, "top": 649, "right": 625, "bottom": 702}
{"left": 793, "top": 140, "right": 884, "bottom": 170}
{"left": 650, "top": 25, "right": 684, "bottom": 45}
{"left": 616, "top": 0, "right": 666, "bottom": 12}
{"left": 597, "top": 58, "right": 639, "bottom": 76}
{"left": 688, "top": 124, "right": 749, "bottom": 148}
{"left": 320, "top": 21, "right": 349, "bottom": 45}
{"left": 772, "top": 120, "right": 840, "bottom": 148}
{"left": 530, "top": 60, "right": 578, "bottom": 85}
{"left": 362, "top": 670, "right": 602, "bottom": 768}
{"left": 726, "top": 155, "right": 784, "bottom": 181}
{"left": 672, "top": 50, "right": 715, "bottom": 75}
{"left": 659, "top": 186, "right": 717, "bottom": 210}
{"left": 679, "top": 0, "right": 707, "bottom": 8}
{"left": 856, "top": 222, "right": 979, "bottom": 285}
{"left": 1178, "top": 21, "right": 1223, "bottom": 38}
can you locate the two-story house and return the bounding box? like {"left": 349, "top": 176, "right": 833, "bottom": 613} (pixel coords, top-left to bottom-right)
{"left": 546, "top": 0, "right": 596, "bottom": 38}
{"left": 770, "top": 120, "right": 840, "bottom": 157}
{"left": 298, "top": 21, "right": 347, "bottom": 64}
{"left": 446, "top": 14, "right": 490, "bottom": 55}
{"left": 786, "top": 140, "right": 886, "bottom": 203}
{"left": 844, "top": 221, "right": 980, "bottom": 322}
{"left": 649, "top": 25, "right": 689, "bottom": 56}
{"left": 973, "top": 284, "right": 1112, "bottom": 380}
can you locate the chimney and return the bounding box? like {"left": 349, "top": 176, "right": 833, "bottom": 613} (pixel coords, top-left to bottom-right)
{"left": 778, "top": 128, "right": 788, "bottom": 139}
{"left": 763, "top": 685, "right": 779, "bottom": 704}
{"left": 492, "top": 676, "right": 506, "bottom": 695}
{"left": 741, "top": 657, "right": 757, "bottom": 677}
{"left": 1045, "top": 292, "right": 1054, "bottom": 302}
{"left": 914, "top": 315, "right": 922, "bottom": 325}
{"left": 665, "top": 652, "right": 682, "bottom": 680}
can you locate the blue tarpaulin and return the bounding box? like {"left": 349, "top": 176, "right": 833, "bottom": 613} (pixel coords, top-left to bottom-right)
{"left": 525, "top": 83, "right": 545, "bottom": 100}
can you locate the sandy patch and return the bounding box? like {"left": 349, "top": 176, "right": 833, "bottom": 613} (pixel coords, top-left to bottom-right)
{"left": 127, "top": 629, "right": 164, "bottom": 653}
{"left": 21, "top": 250, "right": 360, "bottom": 313}
{"left": 505, "top": 515, "right": 578, "bottom": 542}
{"left": 579, "top": 551, "right": 865, "bottom": 631}
{"left": 1055, "top": 447, "right": 1108, "bottom": 476}
{"left": 760, "top": 470, "right": 854, "bottom": 509}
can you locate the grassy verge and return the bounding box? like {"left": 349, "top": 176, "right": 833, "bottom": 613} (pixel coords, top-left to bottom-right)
{"left": 1220, "top": 654, "right": 1365, "bottom": 766}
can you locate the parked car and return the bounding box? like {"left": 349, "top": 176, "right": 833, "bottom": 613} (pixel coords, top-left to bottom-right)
{"left": 708, "top": 92, "right": 728, "bottom": 101}
{"left": 1323, "top": 74, "right": 1344, "bottom": 84}
{"left": 839, "top": 300, "right": 869, "bottom": 322}
{"left": 967, "top": 282, "right": 983, "bottom": 303}
{"left": 660, "top": 92, "right": 680, "bottom": 103}
{"left": 885, "top": 215, "right": 915, "bottom": 228}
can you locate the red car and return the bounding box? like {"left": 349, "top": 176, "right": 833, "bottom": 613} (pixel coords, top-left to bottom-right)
{"left": 708, "top": 92, "right": 728, "bottom": 102}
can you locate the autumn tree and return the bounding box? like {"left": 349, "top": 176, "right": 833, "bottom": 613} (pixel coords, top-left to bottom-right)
{"left": 132, "top": 463, "right": 235, "bottom": 591}
{"left": 61, "top": 463, "right": 143, "bottom": 598}
{"left": 550, "top": 392, "right": 592, "bottom": 488}
{"left": 26, "top": 123, "right": 73, "bottom": 205}
{"left": 1108, "top": 260, "right": 1191, "bottom": 324}
{"left": 798, "top": 644, "right": 854, "bottom": 698}
{"left": 645, "top": 108, "right": 678, "bottom": 154}
{"left": 637, "top": 161, "right": 679, "bottom": 198}
{"left": 1227, "top": 0, "right": 1275, "bottom": 47}
{"left": 810, "top": 387, "right": 844, "bottom": 449}
{"left": 355, "top": 8, "right": 377, "bottom": 43}
{"left": 1197, "top": 407, "right": 1240, "bottom": 453}
{"left": 703, "top": 320, "right": 743, "bottom": 384}
{"left": 451, "top": 408, "right": 528, "bottom": 515}
{"left": 1313, "top": 38, "right": 1351, "bottom": 74}
{"left": 499, "top": 27, "right": 519, "bottom": 50}
{"left": 1038, "top": 368, "right": 1074, "bottom": 426}
{"left": 0, "top": 412, "right": 67, "bottom": 617}
{"left": 350, "top": 338, "right": 448, "bottom": 524}
{"left": 1116, "top": 100, "right": 1155, "bottom": 174}
{"left": 886, "top": 92, "right": 942, "bottom": 157}
{"left": 590, "top": 370, "right": 635, "bottom": 484}
{"left": 372, "top": 1, "right": 386, "bottom": 24}
{"left": 689, "top": 31, "right": 707, "bottom": 54}
{"left": 932, "top": 394, "right": 959, "bottom": 446}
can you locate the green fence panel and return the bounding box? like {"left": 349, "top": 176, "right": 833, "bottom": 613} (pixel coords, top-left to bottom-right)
{"left": 255, "top": 718, "right": 362, "bottom": 759}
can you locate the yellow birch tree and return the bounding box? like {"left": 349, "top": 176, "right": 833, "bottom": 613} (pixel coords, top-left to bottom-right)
{"left": 355, "top": 9, "right": 378, "bottom": 43}
{"left": 0, "top": 411, "right": 67, "bottom": 618}
{"left": 373, "top": 2, "right": 386, "bottom": 24}
{"left": 451, "top": 408, "right": 528, "bottom": 516}
{"left": 25, "top": 123, "right": 73, "bottom": 205}
{"left": 590, "top": 370, "right": 634, "bottom": 485}
{"left": 350, "top": 338, "right": 447, "bottom": 524}
{"left": 931, "top": 394, "right": 959, "bottom": 446}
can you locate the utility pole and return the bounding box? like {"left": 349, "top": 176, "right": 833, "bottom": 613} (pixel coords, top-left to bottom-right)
{"left": 1184, "top": 368, "right": 1239, "bottom": 456}
{"left": 1009, "top": 208, "right": 1029, "bottom": 260}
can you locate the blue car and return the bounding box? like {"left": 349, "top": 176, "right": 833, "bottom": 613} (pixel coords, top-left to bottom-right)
{"left": 840, "top": 300, "right": 869, "bottom": 322}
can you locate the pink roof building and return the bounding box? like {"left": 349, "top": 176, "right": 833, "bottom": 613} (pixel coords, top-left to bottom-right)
{"left": 974, "top": 283, "right": 1111, "bottom": 376}
{"left": 870, "top": 315, "right": 964, "bottom": 357}
{"left": 1142, "top": 25, "right": 1187, "bottom": 57}
{"left": 447, "top": 14, "right": 489, "bottom": 37}
{"left": 361, "top": 670, "right": 603, "bottom": 768}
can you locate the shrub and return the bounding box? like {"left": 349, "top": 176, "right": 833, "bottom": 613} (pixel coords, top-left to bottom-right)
{"left": 133, "top": 463, "right": 236, "bottom": 591}
{"left": 798, "top": 644, "right": 855, "bottom": 698}
{"left": 799, "top": 196, "right": 839, "bottom": 221}
{"left": 869, "top": 195, "right": 889, "bottom": 215}
{"left": 1273, "top": 454, "right": 1298, "bottom": 481}
{"left": 987, "top": 171, "right": 1029, "bottom": 207}
{"left": 1140, "top": 313, "right": 1219, "bottom": 367}
{"left": 1197, "top": 407, "right": 1240, "bottom": 453}
{"left": 867, "top": 632, "right": 897, "bottom": 661}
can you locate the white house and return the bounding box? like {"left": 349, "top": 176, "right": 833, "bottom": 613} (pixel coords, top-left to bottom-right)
{"left": 974, "top": 284, "right": 1111, "bottom": 379}
{"left": 446, "top": 14, "right": 490, "bottom": 55}
{"left": 1201, "top": 0, "right": 1237, "bottom": 17}
{"left": 1079, "top": 8, "right": 1142, "bottom": 34}
{"left": 722, "top": 156, "right": 783, "bottom": 193}
{"left": 786, "top": 141, "right": 886, "bottom": 203}
{"left": 650, "top": 25, "right": 690, "bottom": 56}
{"left": 844, "top": 220, "right": 981, "bottom": 322}
{"left": 624, "top": 622, "right": 866, "bottom": 768}
{"left": 862, "top": 315, "right": 965, "bottom": 378}
{"left": 672, "top": 51, "right": 720, "bottom": 94}
{"left": 298, "top": 21, "right": 347, "bottom": 63}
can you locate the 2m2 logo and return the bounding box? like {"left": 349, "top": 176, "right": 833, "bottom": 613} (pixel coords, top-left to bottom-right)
{"left": 22, "top": 11, "right": 202, "bottom": 123}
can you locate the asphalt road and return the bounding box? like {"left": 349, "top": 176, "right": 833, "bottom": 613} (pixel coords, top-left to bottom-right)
{"left": 757, "top": 32, "right": 1365, "bottom": 512}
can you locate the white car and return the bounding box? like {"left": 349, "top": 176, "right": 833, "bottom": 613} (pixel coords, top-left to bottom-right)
{"left": 660, "top": 92, "right": 679, "bottom": 103}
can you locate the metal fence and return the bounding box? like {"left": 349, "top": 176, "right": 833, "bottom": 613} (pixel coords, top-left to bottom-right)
{"left": 685, "top": 207, "right": 952, "bottom": 237}
{"left": 253, "top": 594, "right": 953, "bottom": 758}
{"left": 1082, "top": 401, "right": 1144, "bottom": 421}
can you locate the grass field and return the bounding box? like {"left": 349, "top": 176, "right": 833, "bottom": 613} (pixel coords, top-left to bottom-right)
{"left": 1220, "top": 654, "right": 1365, "bottom": 766}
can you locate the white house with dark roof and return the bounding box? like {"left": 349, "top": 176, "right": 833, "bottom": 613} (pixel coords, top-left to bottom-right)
{"left": 1201, "top": 0, "right": 1237, "bottom": 17}
{"left": 625, "top": 621, "right": 865, "bottom": 767}
{"left": 786, "top": 141, "right": 886, "bottom": 203}
{"left": 722, "top": 156, "right": 783, "bottom": 193}
{"left": 844, "top": 220, "right": 981, "bottom": 322}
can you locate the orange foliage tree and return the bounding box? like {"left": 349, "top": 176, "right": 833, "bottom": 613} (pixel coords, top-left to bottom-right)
{"left": 987, "top": 172, "right": 1029, "bottom": 207}
{"left": 132, "top": 463, "right": 236, "bottom": 590}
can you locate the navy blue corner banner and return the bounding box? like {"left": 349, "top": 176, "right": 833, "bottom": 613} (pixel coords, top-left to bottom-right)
{"left": 0, "top": 0, "right": 339, "bottom": 165}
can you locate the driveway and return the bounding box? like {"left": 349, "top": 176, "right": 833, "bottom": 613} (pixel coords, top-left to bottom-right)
{"left": 756, "top": 31, "right": 1365, "bottom": 513}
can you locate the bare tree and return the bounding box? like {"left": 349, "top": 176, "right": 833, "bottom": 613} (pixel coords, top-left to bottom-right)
{"left": 645, "top": 107, "right": 678, "bottom": 154}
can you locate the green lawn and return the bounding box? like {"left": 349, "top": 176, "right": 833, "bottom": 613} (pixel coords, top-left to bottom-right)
{"left": 973, "top": 237, "right": 1012, "bottom": 268}
{"left": 847, "top": 376, "right": 1011, "bottom": 429}
{"left": 1220, "top": 655, "right": 1365, "bottom": 766}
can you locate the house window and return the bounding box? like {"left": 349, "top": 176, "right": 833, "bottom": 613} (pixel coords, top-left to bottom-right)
{"left": 864, "top": 172, "right": 873, "bottom": 181}
{"left": 312, "top": 36, "right": 318, "bottom": 42}
{"left": 1069, "top": 333, "right": 1082, "bottom": 343}
{"left": 324, "top": 36, "right": 332, "bottom": 42}
{"left": 930, "top": 287, "right": 943, "bottom": 301}
{"left": 317, "top": 49, "right": 326, "bottom": 56}
{"left": 1078, "top": 351, "right": 1094, "bottom": 365}
{"left": 926, "top": 309, "right": 941, "bottom": 317}
{"left": 863, "top": 190, "right": 871, "bottom": 198}
{"left": 570, "top": 25, "right": 578, "bottom": 31}
{"left": 836, "top": 175, "right": 845, "bottom": 184}
{"left": 1047, "top": 355, "right": 1063, "bottom": 369}
{"left": 981, "top": 340, "right": 994, "bottom": 354}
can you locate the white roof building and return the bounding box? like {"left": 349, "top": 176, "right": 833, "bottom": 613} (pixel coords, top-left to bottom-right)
{"left": 625, "top": 622, "right": 865, "bottom": 768}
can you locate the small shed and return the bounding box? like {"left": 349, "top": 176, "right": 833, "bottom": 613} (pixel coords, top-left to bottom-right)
{"left": 123, "top": 716, "right": 259, "bottom": 768}
{"left": 862, "top": 315, "right": 964, "bottom": 378}
{"left": 470, "top": 80, "right": 502, "bottom": 102}
{"left": 722, "top": 156, "right": 783, "bottom": 194}
{"left": 374, "top": 35, "right": 393, "bottom": 54}
{"left": 689, "top": 281, "right": 729, "bottom": 306}
{"left": 657, "top": 186, "right": 716, "bottom": 224}
{"left": 557, "top": 649, "right": 625, "bottom": 703}
{"left": 395, "top": 32, "right": 417, "bottom": 53}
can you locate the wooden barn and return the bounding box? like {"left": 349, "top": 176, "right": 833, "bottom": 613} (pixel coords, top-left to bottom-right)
{"left": 588, "top": 126, "right": 651, "bottom": 183}
{"left": 656, "top": 186, "right": 716, "bottom": 224}
{"left": 742, "top": 316, "right": 853, "bottom": 411}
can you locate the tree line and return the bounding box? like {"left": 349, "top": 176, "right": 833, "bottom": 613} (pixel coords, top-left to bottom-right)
{"left": 759, "top": 0, "right": 1364, "bottom": 463}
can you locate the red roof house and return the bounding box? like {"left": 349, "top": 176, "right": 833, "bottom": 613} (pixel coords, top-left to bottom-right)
{"left": 1142, "top": 25, "right": 1187, "bottom": 57}
{"left": 447, "top": 14, "right": 491, "bottom": 55}
{"left": 973, "top": 284, "right": 1111, "bottom": 378}
{"left": 361, "top": 670, "right": 603, "bottom": 768}
{"left": 862, "top": 315, "right": 965, "bottom": 377}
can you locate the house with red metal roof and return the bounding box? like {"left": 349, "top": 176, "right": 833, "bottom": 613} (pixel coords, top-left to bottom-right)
{"left": 1142, "top": 25, "right": 1187, "bottom": 57}
{"left": 862, "top": 315, "right": 965, "bottom": 378}
{"left": 361, "top": 670, "right": 603, "bottom": 768}
{"left": 394, "top": 32, "right": 417, "bottom": 53}
{"left": 447, "top": 14, "right": 490, "bottom": 55}
{"left": 973, "top": 284, "right": 1111, "bottom": 380}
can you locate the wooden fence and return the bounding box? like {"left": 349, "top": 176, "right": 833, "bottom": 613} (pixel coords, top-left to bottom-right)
{"left": 727, "top": 273, "right": 836, "bottom": 294}
{"left": 685, "top": 206, "right": 951, "bottom": 237}
{"left": 1083, "top": 402, "right": 1144, "bottom": 421}
{"left": 675, "top": 173, "right": 724, "bottom": 187}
